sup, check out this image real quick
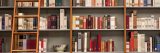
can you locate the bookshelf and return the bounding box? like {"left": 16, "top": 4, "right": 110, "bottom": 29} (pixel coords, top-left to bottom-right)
{"left": 0, "top": 0, "right": 160, "bottom": 53}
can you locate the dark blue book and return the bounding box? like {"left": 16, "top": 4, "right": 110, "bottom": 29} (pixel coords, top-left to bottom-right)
{"left": 2, "top": 15, "right": 5, "bottom": 30}
{"left": 144, "top": 0, "right": 148, "bottom": 6}
{"left": 33, "top": 18, "right": 37, "bottom": 29}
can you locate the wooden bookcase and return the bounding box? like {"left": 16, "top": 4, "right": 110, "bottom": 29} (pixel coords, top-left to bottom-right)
{"left": 0, "top": 0, "right": 160, "bottom": 53}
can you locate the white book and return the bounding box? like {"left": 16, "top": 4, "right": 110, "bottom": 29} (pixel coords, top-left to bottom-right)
{"left": 60, "top": 9, "right": 65, "bottom": 29}
{"left": 126, "top": 0, "right": 130, "bottom": 7}
{"left": 44, "top": 0, "right": 47, "bottom": 7}
{"left": 110, "top": 16, "right": 116, "bottom": 29}
{"left": 85, "top": 0, "right": 91, "bottom": 7}
{"left": 4, "top": 14, "right": 11, "bottom": 30}
{"left": 75, "top": 42, "right": 77, "bottom": 52}
{"left": 137, "top": 33, "right": 141, "bottom": 52}
{"left": 153, "top": 0, "right": 155, "bottom": 6}
{"left": 154, "top": 0, "right": 160, "bottom": 7}
{"left": 43, "top": 38, "right": 47, "bottom": 52}
{"left": 63, "top": 16, "right": 67, "bottom": 29}
{"left": 39, "top": 41, "right": 42, "bottom": 52}
{"left": 23, "top": 39, "right": 27, "bottom": 50}
{"left": 84, "top": 32, "right": 87, "bottom": 52}
{"left": 103, "top": 0, "right": 106, "bottom": 7}
{"left": 141, "top": 34, "right": 145, "bottom": 52}
{"left": 18, "top": 2, "right": 22, "bottom": 7}
{"left": 129, "top": 0, "right": 132, "bottom": 7}
{"left": 33, "top": 2, "right": 38, "bottom": 7}
{"left": 145, "top": 42, "right": 147, "bottom": 52}
{"left": 78, "top": 32, "right": 82, "bottom": 52}
{"left": 0, "top": 16, "right": 2, "bottom": 30}
{"left": 49, "top": 0, "right": 55, "bottom": 7}
{"left": 150, "top": 37, "right": 153, "bottom": 52}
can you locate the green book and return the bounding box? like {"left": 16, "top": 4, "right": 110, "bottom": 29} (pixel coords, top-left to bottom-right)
{"left": 55, "top": 0, "right": 62, "bottom": 6}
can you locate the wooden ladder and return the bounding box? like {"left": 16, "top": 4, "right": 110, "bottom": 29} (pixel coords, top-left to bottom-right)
{"left": 10, "top": 0, "right": 41, "bottom": 53}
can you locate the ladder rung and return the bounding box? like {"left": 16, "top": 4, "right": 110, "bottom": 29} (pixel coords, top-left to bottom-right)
{"left": 14, "top": 32, "right": 37, "bottom": 34}
{"left": 12, "top": 49, "right": 36, "bottom": 52}
{"left": 16, "top": 0, "right": 38, "bottom": 2}
{"left": 15, "top": 15, "right": 38, "bottom": 18}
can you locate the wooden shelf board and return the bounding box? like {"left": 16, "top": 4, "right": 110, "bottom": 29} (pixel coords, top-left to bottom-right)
{"left": 12, "top": 49, "right": 36, "bottom": 52}
{"left": 72, "top": 6, "right": 124, "bottom": 8}
{"left": 40, "top": 29, "right": 70, "bottom": 31}
{"left": 73, "top": 29, "right": 124, "bottom": 31}
{"left": 16, "top": 0, "right": 38, "bottom": 2}
{"left": 13, "top": 32, "right": 37, "bottom": 34}
{"left": 126, "top": 6, "right": 160, "bottom": 8}
{"left": 15, "top": 15, "right": 38, "bottom": 18}
{"left": 126, "top": 29, "right": 160, "bottom": 30}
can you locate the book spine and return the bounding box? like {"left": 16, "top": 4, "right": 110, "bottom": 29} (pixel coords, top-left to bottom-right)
{"left": 84, "top": 32, "right": 87, "bottom": 52}
{"left": 75, "top": 42, "right": 77, "bottom": 52}
{"left": 126, "top": 15, "right": 129, "bottom": 29}
{"left": 0, "top": 16, "right": 2, "bottom": 30}
{"left": 110, "top": 16, "right": 116, "bottom": 29}
{"left": 60, "top": 9, "right": 65, "bottom": 29}
{"left": 78, "top": 32, "right": 82, "bottom": 52}
{"left": 107, "top": 15, "right": 110, "bottom": 29}
{"left": 55, "top": 0, "right": 62, "bottom": 6}
{"left": 49, "top": 0, "right": 55, "bottom": 7}
{"left": 39, "top": 41, "right": 41, "bottom": 52}
{"left": 89, "top": 38, "right": 93, "bottom": 51}
{"left": 150, "top": 37, "right": 153, "bottom": 52}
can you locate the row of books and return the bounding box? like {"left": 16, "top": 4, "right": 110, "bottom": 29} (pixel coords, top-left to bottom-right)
{"left": 0, "top": 38, "right": 5, "bottom": 52}
{"left": 126, "top": 10, "right": 160, "bottom": 29}
{"left": 40, "top": 9, "right": 68, "bottom": 29}
{"left": 0, "top": 0, "right": 13, "bottom": 6}
{"left": 126, "top": 0, "right": 160, "bottom": 7}
{"left": 73, "top": 0, "right": 118, "bottom": 7}
{"left": 0, "top": 14, "right": 12, "bottom": 30}
{"left": 17, "top": 0, "right": 67, "bottom": 7}
{"left": 126, "top": 31, "right": 160, "bottom": 52}
{"left": 72, "top": 32, "right": 114, "bottom": 52}
{"left": 18, "top": 13, "right": 37, "bottom": 30}
{"left": 72, "top": 15, "right": 117, "bottom": 29}
{"left": 17, "top": 35, "right": 47, "bottom": 52}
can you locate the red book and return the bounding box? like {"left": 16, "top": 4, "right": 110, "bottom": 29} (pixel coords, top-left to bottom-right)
{"left": 126, "top": 15, "right": 129, "bottom": 29}
{"left": 100, "top": 17, "right": 103, "bottom": 29}
{"left": 83, "top": 16, "right": 87, "bottom": 29}
{"left": 98, "top": 17, "right": 102, "bottom": 29}
{"left": 27, "top": 39, "right": 36, "bottom": 49}
{"left": 93, "top": 39, "right": 97, "bottom": 52}
{"left": 40, "top": 0, "right": 44, "bottom": 6}
{"left": 112, "top": 41, "right": 114, "bottom": 51}
{"left": 89, "top": 39, "right": 93, "bottom": 52}
{"left": 106, "top": 41, "right": 109, "bottom": 52}
{"left": 41, "top": 40, "right": 44, "bottom": 51}
{"left": 129, "top": 32, "right": 134, "bottom": 52}
{"left": 97, "top": 33, "right": 102, "bottom": 51}
{"left": 106, "top": 0, "right": 110, "bottom": 6}
{"left": 0, "top": 38, "right": 2, "bottom": 52}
